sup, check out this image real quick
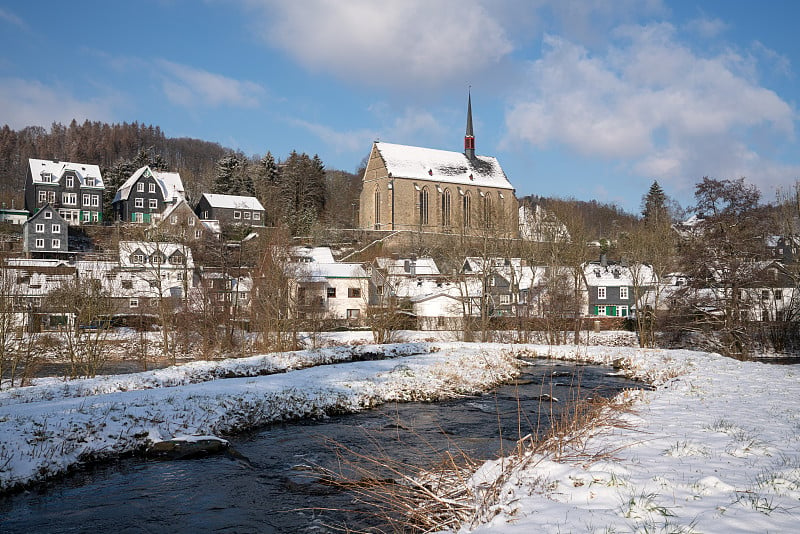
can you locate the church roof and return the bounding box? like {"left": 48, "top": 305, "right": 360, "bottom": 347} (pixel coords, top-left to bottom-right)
{"left": 375, "top": 142, "right": 514, "bottom": 190}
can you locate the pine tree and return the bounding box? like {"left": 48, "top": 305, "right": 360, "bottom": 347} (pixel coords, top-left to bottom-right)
{"left": 642, "top": 181, "right": 669, "bottom": 227}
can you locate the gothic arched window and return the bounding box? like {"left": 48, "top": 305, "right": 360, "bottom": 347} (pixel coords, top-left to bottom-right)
{"left": 462, "top": 191, "right": 472, "bottom": 228}
{"left": 374, "top": 186, "right": 381, "bottom": 227}
{"left": 419, "top": 187, "right": 429, "bottom": 225}
{"left": 483, "top": 192, "right": 493, "bottom": 228}
{"left": 441, "top": 189, "right": 451, "bottom": 227}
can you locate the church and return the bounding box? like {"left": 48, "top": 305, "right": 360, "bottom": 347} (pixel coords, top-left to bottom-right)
{"left": 359, "top": 95, "right": 518, "bottom": 237}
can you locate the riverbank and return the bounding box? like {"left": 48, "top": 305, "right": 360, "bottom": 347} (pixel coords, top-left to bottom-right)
{"left": 0, "top": 342, "right": 529, "bottom": 493}
{"left": 452, "top": 346, "right": 800, "bottom": 533}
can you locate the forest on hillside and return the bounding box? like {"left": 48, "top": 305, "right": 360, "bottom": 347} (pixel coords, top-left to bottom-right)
{"left": 0, "top": 121, "right": 363, "bottom": 233}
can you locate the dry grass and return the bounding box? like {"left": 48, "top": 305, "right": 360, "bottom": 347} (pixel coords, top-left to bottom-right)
{"left": 312, "top": 369, "right": 643, "bottom": 533}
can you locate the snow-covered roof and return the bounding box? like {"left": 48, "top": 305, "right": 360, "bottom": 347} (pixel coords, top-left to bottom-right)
{"left": 291, "top": 246, "right": 336, "bottom": 264}
{"left": 118, "top": 240, "right": 194, "bottom": 268}
{"left": 201, "top": 219, "right": 221, "bottom": 234}
{"left": 113, "top": 166, "right": 185, "bottom": 204}
{"left": 295, "top": 262, "right": 368, "bottom": 281}
{"left": 583, "top": 261, "right": 656, "bottom": 287}
{"left": 200, "top": 193, "right": 264, "bottom": 211}
{"left": 375, "top": 142, "right": 514, "bottom": 190}
{"left": 374, "top": 256, "right": 440, "bottom": 276}
{"left": 28, "top": 158, "right": 104, "bottom": 188}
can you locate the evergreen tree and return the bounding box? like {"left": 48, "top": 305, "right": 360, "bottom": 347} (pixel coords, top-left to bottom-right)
{"left": 279, "top": 151, "right": 326, "bottom": 234}
{"left": 642, "top": 181, "right": 669, "bottom": 227}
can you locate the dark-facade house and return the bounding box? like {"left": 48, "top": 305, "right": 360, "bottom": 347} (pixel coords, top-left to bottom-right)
{"left": 359, "top": 94, "right": 518, "bottom": 236}
{"left": 112, "top": 166, "right": 185, "bottom": 224}
{"left": 194, "top": 193, "right": 265, "bottom": 227}
{"left": 583, "top": 259, "right": 655, "bottom": 318}
{"left": 24, "top": 158, "right": 105, "bottom": 225}
{"left": 151, "top": 199, "right": 208, "bottom": 241}
{"left": 22, "top": 204, "right": 69, "bottom": 256}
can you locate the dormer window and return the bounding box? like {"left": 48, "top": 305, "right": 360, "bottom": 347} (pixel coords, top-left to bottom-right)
{"left": 66, "top": 176, "right": 74, "bottom": 188}
{"left": 41, "top": 172, "right": 52, "bottom": 182}
{"left": 131, "top": 253, "right": 145, "bottom": 264}
{"left": 594, "top": 268, "right": 601, "bottom": 277}
{"left": 85, "top": 177, "right": 95, "bottom": 187}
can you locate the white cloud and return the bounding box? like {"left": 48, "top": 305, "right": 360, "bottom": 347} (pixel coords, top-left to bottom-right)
{"left": 156, "top": 60, "right": 265, "bottom": 108}
{"left": 503, "top": 23, "right": 796, "bottom": 196}
{"left": 0, "top": 78, "right": 117, "bottom": 128}
{"left": 243, "top": 0, "right": 513, "bottom": 87}
{"left": 684, "top": 16, "right": 728, "bottom": 39}
{"left": 0, "top": 8, "right": 27, "bottom": 31}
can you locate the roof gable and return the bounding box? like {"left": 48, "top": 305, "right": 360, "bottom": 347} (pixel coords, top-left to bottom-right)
{"left": 28, "top": 158, "right": 104, "bottom": 188}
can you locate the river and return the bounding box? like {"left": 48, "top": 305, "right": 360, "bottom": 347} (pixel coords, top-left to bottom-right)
{"left": 0, "top": 359, "right": 640, "bottom": 533}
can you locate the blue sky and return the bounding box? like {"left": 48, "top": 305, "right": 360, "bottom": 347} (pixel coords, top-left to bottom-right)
{"left": 1, "top": 1, "right": 798, "bottom": 214}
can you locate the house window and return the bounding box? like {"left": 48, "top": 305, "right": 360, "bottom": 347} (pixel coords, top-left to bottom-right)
{"left": 41, "top": 172, "right": 52, "bottom": 182}
{"left": 66, "top": 176, "right": 74, "bottom": 188}
{"left": 177, "top": 272, "right": 184, "bottom": 281}
{"left": 137, "top": 182, "right": 145, "bottom": 192}
{"left": 83, "top": 211, "right": 91, "bottom": 222}
{"left": 775, "top": 290, "right": 783, "bottom": 300}
{"left": 348, "top": 287, "right": 361, "bottom": 298}
{"left": 62, "top": 193, "right": 77, "bottom": 205}
{"left": 133, "top": 212, "right": 144, "bottom": 223}
{"left": 598, "top": 287, "right": 606, "bottom": 300}
{"left": 85, "top": 177, "right": 95, "bottom": 187}
{"left": 244, "top": 212, "right": 251, "bottom": 220}
{"left": 149, "top": 183, "right": 156, "bottom": 193}
{"left": 48, "top": 191, "right": 56, "bottom": 203}
{"left": 188, "top": 217, "right": 195, "bottom": 226}
{"left": 35, "top": 238, "right": 44, "bottom": 248}
{"left": 129, "top": 298, "right": 139, "bottom": 308}
{"left": 619, "top": 305, "right": 629, "bottom": 317}
{"left": 419, "top": 187, "right": 429, "bottom": 225}
{"left": 253, "top": 212, "right": 261, "bottom": 221}
{"left": 83, "top": 194, "right": 90, "bottom": 206}
{"left": 51, "top": 239, "right": 60, "bottom": 249}
{"left": 132, "top": 253, "right": 145, "bottom": 264}
{"left": 170, "top": 215, "right": 178, "bottom": 224}
{"left": 195, "top": 230, "right": 202, "bottom": 239}
{"left": 619, "top": 287, "right": 629, "bottom": 300}
{"left": 51, "top": 224, "right": 60, "bottom": 233}
{"left": 761, "top": 290, "right": 770, "bottom": 300}
{"left": 149, "top": 199, "right": 158, "bottom": 209}
{"left": 44, "top": 211, "right": 52, "bottom": 219}
{"left": 202, "top": 210, "right": 209, "bottom": 219}
{"left": 93, "top": 211, "right": 100, "bottom": 222}
{"left": 346, "top": 309, "right": 360, "bottom": 319}
{"left": 35, "top": 223, "right": 45, "bottom": 233}
{"left": 327, "top": 287, "right": 336, "bottom": 298}
{"left": 135, "top": 198, "right": 144, "bottom": 208}
{"left": 233, "top": 211, "right": 241, "bottom": 219}
{"left": 596, "top": 305, "right": 607, "bottom": 316}
{"left": 38, "top": 191, "right": 47, "bottom": 204}
{"left": 500, "top": 294, "right": 511, "bottom": 305}
{"left": 92, "top": 195, "right": 99, "bottom": 207}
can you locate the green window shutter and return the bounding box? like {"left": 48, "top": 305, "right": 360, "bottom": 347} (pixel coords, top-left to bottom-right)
{"left": 131, "top": 213, "right": 136, "bottom": 222}
{"left": 608, "top": 306, "right": 616, "bottom": 316}
{"left": 144, "top": 213, "right": 151, "bottom": 223}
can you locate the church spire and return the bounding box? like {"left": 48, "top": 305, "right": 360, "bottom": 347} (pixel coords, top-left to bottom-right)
{"left": 464, "top": 89, "right": 475, "bottom": 160}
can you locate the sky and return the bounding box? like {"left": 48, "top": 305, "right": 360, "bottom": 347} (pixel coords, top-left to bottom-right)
{"left": 0, "top": 1, "right": 798, "bottom": 214}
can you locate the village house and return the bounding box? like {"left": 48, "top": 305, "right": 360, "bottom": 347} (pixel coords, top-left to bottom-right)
{"left": 583, "top": 257, "right": 656, "bottom": 318}
{"left": 22, "top": 204, "right": 69, "bottom": 257}
{"left": 194, "top": 193, "right": 265, "bottom": 228}
{"left": 24, "top": 158, "right": 105, "bottom": 225}
{"left": 286, "top": 247, "right": 369, "bottom": 324}
{"left": 150, "top": 199, "right": 211, "bottom": 242}
{"left": 112, "top": 166, "right": 185, "bottom": 224}
{"left": 359, "top": 94, "right": 518, "bottom": 236}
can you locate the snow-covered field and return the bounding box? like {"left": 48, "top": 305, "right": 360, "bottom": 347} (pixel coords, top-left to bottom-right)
{"left": 458, "top": 346, "right": 800, "bottom": 533}
{"left": 1, "top": 333, "right": 798, "bottom": 533}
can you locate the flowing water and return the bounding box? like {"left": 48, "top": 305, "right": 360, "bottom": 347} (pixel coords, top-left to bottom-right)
{"left": 0, "top": 359, "right": 640, "bottom": 533}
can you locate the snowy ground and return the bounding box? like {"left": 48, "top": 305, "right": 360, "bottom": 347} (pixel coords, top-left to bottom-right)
{"left": 457, "top": 346, "right": 800, "bottom": 533}
{"left": 2, "top": 333, "right": 798, "bottom": 533}
{"left": 0, "top": 342, "right": 530, "bottom": 493}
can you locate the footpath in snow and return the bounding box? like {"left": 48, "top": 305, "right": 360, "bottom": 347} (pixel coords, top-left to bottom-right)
{"left": 458, "top": 346, "right": 800, "bottom": 533}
